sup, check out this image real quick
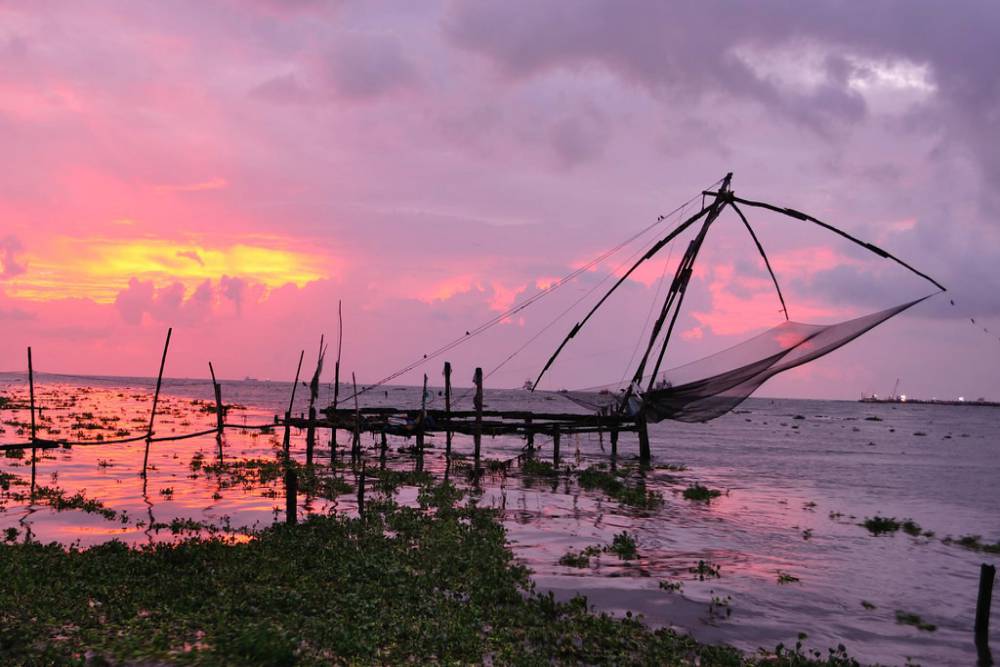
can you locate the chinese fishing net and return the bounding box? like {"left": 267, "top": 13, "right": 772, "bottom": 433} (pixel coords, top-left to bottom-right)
{"left": 560, "top": 295, "right": 929, "bottom": 423}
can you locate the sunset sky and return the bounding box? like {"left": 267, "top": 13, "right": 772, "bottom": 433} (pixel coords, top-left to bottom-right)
{"left": 1, "top": 1, "right": 998, "bottom": 400}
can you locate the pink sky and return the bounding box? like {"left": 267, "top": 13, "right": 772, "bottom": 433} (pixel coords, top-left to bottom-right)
{"left": 1, "top": 1, "right": 998, "bottom": 400}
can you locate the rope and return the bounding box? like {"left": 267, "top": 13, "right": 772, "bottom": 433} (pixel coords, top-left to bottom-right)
{"left": 343, "top": 179, "right": 723, "bottom": 402}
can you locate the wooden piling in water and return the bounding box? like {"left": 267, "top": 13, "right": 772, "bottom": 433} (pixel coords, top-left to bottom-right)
{"left": 379, "top": 430, "right": 387, "bottom": 467}
{"left": 285, "top": 466, "right": 297, "bottom": 525}
{"left": 27, "top": 347, "right": 37, "bottom": 499}
{"left": 473, "top": 367, "right": 483, "bottom": 467}
{"left": 332, "top": 300, "right": 343, "bottom": 450}
{"left": 416, "top": 373, "right": 427, "bottom": 455}
{"left": 142, "top": 328, "right": 172, "bottom": 477}
{"left": 209, "top": 362, "right": 224, "bottom": 443}
{"left": 306, "top": 405, "right": 316, "bottom": 467}
{"left": 283, "top": 350, "right": 305, "bottom": 459}
{"left": 525, "top": 416, "right": 534, "bottom": 453}
{"left": 357, "top": 465, "right": 366, "bottom": 518}
{"left": 637, "top": 413, "right": 650, "bottom": 463}
{"left": 443, "top": 362, "right": 452, "bottom": 458}
{"left": 977, "top": 563, "right": 996, "bottom": 657}
{"left": 351, "top": 372, "right": 361, "bottom": 458}
{"left": 552, "top": 425, "right": 560, "bottom": 465}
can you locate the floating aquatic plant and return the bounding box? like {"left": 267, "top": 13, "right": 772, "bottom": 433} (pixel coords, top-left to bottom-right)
{"left": 682, "top": 483, "right": 722, "bottom": 502}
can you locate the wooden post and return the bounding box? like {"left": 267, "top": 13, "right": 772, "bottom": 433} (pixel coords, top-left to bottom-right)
{"left": 283, "top": 350, "right": 305, "bottom": 459}
{"left": 209, "top": 362, "right": 224, "bottom": 439}
{"left": 285, "top": 466, "right": 297, "bottom": 525}
{"left": 637, "top": 413, "right": 651, "bottom": 464}
{"left": 351, "top": 372, "right": 361, "bottom": 458}
{"left": 443, "top": 362, "right": 453, "bottom": 458}
{"left": 525, "top": 416, "right": 534, "bottom": 453}
{"left": 27, "top": 347, "right": 37, "bottom": 499}
{"left": 552, "top": 426, "right": 561, "bottom": 465}
{"left": 306, "top": 406, "right": 316, "bottom": 467}
{"left": 357, "top": 465, "right": 366, "bottom": 518}
{"left": 332, "top": 300, "right": 343, "bottom": 449}
{"left": 142, "top": 328, "right": 172, "bottom": 477}
{"left": 473, "top": 367, "right": 483, "bottom": 466}
{"left": 977, "top": 563, "right": 996, "bottom": 654}
{"left": 416, "top": 373, "right": 427, "bottom": 456}
{"left": 379, "top": 430, "right": 387, "bottom": 468}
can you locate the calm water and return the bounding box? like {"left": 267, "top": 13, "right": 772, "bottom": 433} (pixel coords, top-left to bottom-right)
{"left": 1, "top": 372, "right": 997, "bottom": 665}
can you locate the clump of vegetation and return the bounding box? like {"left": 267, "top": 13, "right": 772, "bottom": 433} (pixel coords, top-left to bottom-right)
{"left": 861, "top": 601, "right": 876, "bottom": 610}
{"left": 577, "top": 465, "right": 662, "bottom": 509}
{"left": 557, "top": 545, "right": 603, "bottom": 568}
{"left": 19, "top": 486, "right": 118, "bottom": 521}
{"left": 709, "top": 593, "right": 732, "bottom": 619}
{"left": 862, "top": 515, "right": 900, "bottom": 535}
{"left": 942, "top": 534, "right": 1000, "bottom": 554}
{"left": 895, "top": 610, "right": 936, "bottom": 632}
{"left": 900, "top": 519, "right": 922, "bottom": 536}
{"left": 682, "top": 483, "right": 722, "bottom": 502}
{"left": 607, "top": 531, "right": 639, "bottom": 560}
{"left": 659, "top": 579, "right": 683, "bottom": 593}
{"left": 777, "top": 571, "right": 800, "bottom": 585}
{"left": 521, "top": 458, "right": 559, "bottom": 477}
{"left": 0, "top": 486, "right": 850, "bottom": 665}
{"left": 689, "top": 560, "right": 721, "bottom": 580}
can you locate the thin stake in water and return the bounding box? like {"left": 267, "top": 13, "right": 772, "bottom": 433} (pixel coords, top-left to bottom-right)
{"left": 142, "top": 328, "right": 172, "bottom": 477}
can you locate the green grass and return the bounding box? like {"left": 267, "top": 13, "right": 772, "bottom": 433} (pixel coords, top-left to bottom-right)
{"left": 0, "top": 483, "right": 860, "bottom": 665}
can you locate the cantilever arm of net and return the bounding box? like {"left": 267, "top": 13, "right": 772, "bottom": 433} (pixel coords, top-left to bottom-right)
{"left": 531, "top": 204, "right": 711, "bottom": 390}
{"left": 732, "top": 196, "right": 946, "bottom": 292}
{"left": 728, "top": 201, "right": 789, "bottom": 320}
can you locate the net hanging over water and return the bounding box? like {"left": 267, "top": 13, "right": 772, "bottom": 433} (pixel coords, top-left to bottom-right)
{"left": 562, "top": 296, "right": 929, "bottom": 423}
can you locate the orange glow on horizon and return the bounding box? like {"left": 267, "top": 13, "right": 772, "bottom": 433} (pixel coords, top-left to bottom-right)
{"left": 7, "top": 235, "right": 332, "bottom": 302}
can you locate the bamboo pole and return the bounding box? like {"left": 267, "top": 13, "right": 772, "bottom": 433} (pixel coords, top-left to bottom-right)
{"left": 473, "top": 367, "right": 483, "bottom": 467}
{"left": 351, "top": 372, "right": 361, "bottom": 458}
{"left": 27, "top": 347, "right": 37, "bottom": 500}
{"left": 416, "top": 373, "right": 427, "bottom": 456}
{"left": 637, "top": 413, "right": 650, "bottom": 464}
{"left": 282, "top": 350, "right": 305, "bottom": 459}
{"left": 357, "top": 465, "right": 366, "bottom": 518}
{"left": 209, "top": 362, "right": 224, "bottom": 445}
{"left": 142, "top": 328, "right": 172, "bottom": 477}
{"left": 443, "top": 362, "right": 452, "bottom": 458}
{"left": 332, "top": 300, "right": 342, "bottom": 450}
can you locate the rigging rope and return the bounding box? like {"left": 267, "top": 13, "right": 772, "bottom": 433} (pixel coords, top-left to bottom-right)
{"left": 343, "top": 178, "right": 724, "bottom": 402}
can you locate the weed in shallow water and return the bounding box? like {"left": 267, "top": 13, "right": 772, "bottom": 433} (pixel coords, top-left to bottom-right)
{"left": 689, "top": 560, "right": 721, "bottom": 580}
{"left": 683, "top": 483, "right": 722, "bottom": 502}
{"left": 862, "top": 516, "right": 900, "bottom": 535}
{"left": 777, "top": 571, "right": 800, "bottom": 584}
{"left": 895, "top": 610, "right": 936, "bottom": 632}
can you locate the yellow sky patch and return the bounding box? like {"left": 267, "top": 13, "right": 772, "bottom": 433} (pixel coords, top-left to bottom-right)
{"left": 6, "top": 235, "right": 331, "bottom": 302}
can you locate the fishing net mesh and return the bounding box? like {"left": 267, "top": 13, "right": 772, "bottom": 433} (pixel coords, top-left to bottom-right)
{"left": 561, "top": 296, "right": 928, "bottom": 423}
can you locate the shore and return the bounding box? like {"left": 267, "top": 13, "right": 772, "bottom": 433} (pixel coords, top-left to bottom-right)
{"left": 1, "top": 480, "right": 860, "bottom": 666}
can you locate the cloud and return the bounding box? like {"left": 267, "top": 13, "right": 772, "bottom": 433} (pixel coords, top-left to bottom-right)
{"left": 176, "top": 250, "right": 204, "bottom": 266}
{"left": 326, "top": 31, "right": 417, "bottom": 99}
{"left": 0, "top": 236, "right": 27, "bottom": 278}
{"left": 153, "top": 178, "right": 228, "bottom": 192}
